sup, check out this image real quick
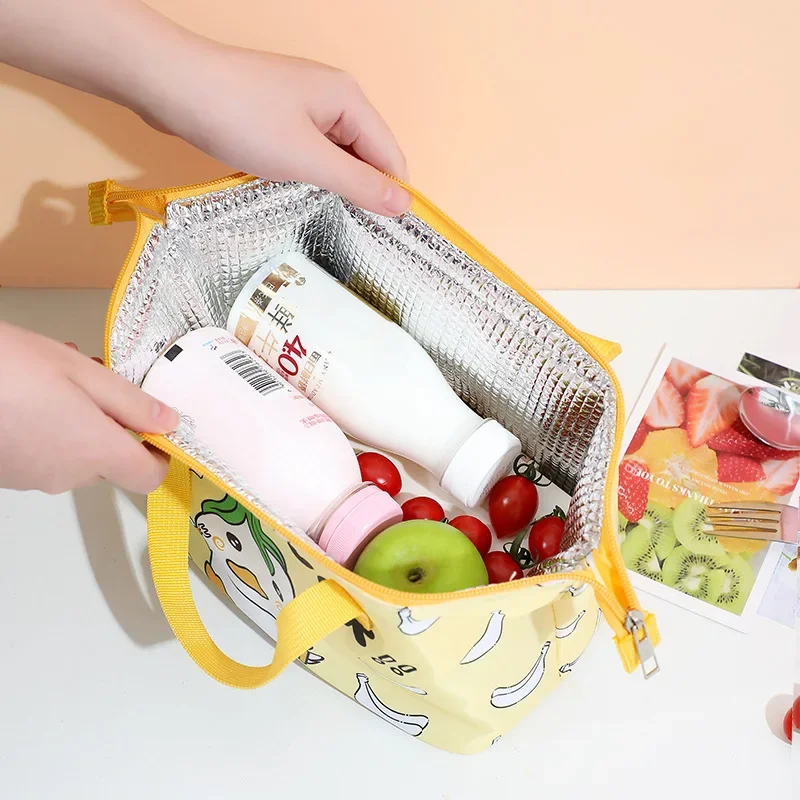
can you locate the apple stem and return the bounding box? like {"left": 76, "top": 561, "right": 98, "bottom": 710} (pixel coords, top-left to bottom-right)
{"left": 407, "top": 567, "right": 424, "bottom": 584}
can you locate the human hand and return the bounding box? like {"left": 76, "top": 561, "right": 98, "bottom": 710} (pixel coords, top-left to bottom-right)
{"left": 1, "top": 1, "right": 410, "bottom": 216}
{"left": 141, "top": 45, "right": 411, "bottom": 217}
{"left": 0, "top": 323, "right": 179, "bottom": 495}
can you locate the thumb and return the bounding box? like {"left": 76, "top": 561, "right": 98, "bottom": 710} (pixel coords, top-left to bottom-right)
{"left": 298, "top": 130, "right": 411, "bottom": 217}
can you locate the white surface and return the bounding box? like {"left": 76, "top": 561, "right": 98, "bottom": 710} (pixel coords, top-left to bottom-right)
{"left": 0, "top": 288, "right": 796, "bottom": 799}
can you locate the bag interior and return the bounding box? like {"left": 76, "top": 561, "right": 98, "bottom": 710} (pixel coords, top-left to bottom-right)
{"left": 108, "top": 180, "right": 618, "bottom": 572}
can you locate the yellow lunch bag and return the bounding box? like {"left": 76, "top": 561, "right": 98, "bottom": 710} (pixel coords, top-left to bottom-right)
{"left": 89, "top": 173, "right": 660, "bottom": 755}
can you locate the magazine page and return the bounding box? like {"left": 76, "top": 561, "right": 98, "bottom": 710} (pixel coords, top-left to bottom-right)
{"left": 618, "top": 349, "right": 799, "bottom": 632}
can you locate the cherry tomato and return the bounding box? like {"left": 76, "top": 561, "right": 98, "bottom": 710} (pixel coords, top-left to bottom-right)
{"left": 488, "top": 475, "right": 539, "bottom": 538}
{"left": 449, "top": 515, "right": 492, "bottom": 557}
{"left": 784, "top": 708, "right": 793, "bottom": 742}
{"left": 528, "top": 508, "right": 566, "bottom": 561}
{"left": 484, "top": 551, "right": 524, "bottom": 584}
{"left": 357, "top": 452, "right": 402, "bottom": 497}
{"left": 401, "top": 496, "right": 445, "bottom": 522}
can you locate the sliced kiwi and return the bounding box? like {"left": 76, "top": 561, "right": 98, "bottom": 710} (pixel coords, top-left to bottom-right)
{"left": 618, "top": 512, "right": 630, "bottom": 545}
{"left": 662, "top": 546, "right": 730, "bottom": 601}
{"left": 673, "top": 499, "right": 727, "bottom": 559}
{"left": 636, "top": 501, "right": 677, "bottom": 561}
{"left": 630, "top": 522, "right": 675, "bottom": 563}
{"left": 621, "top": 526, "right": 663, "bottom": 582}
{"left": 705, "top": 570, "right": 729, "bottom": 604}
{"left": 708, "top": 555, "right": 755, "bottom": 615}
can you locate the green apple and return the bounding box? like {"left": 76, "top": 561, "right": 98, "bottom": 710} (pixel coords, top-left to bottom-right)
{"left": 354, "top": 520, "right": 489, "bottom": 593}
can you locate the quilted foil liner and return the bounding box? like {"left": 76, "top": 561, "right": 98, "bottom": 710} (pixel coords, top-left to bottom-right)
{"left": 108, "top": 180, "right": 617, "bottom": 573}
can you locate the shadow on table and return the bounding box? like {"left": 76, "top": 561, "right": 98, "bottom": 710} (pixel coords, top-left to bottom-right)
{"left": 764, "top": 693, "right": 793, "bottom": 741}
{"left": 0, "top": 65, "right": 226, "bottom": 287}
{"left": 72, "top": 483, "right": 173, "bottom": 647}
{"left": 73, "top": 481, "right": 274, "bottom": 655}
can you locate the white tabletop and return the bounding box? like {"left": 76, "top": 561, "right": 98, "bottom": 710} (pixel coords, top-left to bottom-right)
{"left": 0, "top": 288, "right": 796, "bottom": 798}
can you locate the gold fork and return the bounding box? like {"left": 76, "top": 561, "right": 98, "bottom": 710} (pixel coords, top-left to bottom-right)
{"left": 705, "top": 502, "right": 798, "bottom": 543}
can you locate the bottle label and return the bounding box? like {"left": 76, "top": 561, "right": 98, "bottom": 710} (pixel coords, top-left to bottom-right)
{"left": 234, "top": 260, "right": 332, "bottom": 398}
{"left": 219, "top": 348, "right": 284, "bottom": 397}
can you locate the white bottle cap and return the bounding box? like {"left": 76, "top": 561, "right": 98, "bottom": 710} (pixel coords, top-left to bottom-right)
{"left": 440, "top": 420, "right": 522, "bottom": 508}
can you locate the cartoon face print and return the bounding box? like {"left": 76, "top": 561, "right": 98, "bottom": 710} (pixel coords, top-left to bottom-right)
{"left": 287, "top": 541, "right": 314, "bottom": 570}
{"left": 346, "top": 617, "right": 375, "bottom": 647}
{"left": 193, "top": 494, "right": 295, "bottom": 639}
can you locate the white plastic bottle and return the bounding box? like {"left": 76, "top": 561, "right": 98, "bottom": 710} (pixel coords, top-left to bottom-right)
{"left": 228, "top": 253, "right": 521, "bottom": 507}
{"left": 141, "top": 328, "right": 402, "bottom": 566}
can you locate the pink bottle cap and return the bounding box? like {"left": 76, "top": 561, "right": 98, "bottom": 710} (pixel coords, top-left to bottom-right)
{"left": 319, "top": 485, "right": 403, "bottom": 567}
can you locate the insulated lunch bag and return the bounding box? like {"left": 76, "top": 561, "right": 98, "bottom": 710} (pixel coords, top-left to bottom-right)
{"left": 89, "top": 174, "right": 660, "bottom": 754}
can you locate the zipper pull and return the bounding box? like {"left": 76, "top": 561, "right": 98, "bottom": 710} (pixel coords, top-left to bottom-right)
{"left": 87, "top": 179, "right": 138, "bottom": 226}
{"left": 625, "top": 610, "right": 660, "bottom": 679}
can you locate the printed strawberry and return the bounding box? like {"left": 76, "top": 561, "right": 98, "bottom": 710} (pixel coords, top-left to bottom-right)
{"left": 618, "top": 458, "right": 649, "bottom": 522}
{"left": 709, "top": 417, "right": 796, "bottom": 460}
{"left": 626, "top": 420, "right": 650, "bottom": 454}
{"left": 760, "top": 456, "right": 800, "bottom": 497}
{"left": 666, "top": 360, "right": 710, "bottom": 395}
{"left": 644, "top": 377, "right": 685, "bottom": 429}
{"left": 685, "top": 375, "right": 740, "bottom": 447}
{"left": 717, "top": 453, "right": 766, "bottom": 483}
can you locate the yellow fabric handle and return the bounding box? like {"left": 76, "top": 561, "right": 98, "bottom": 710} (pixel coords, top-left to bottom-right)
{"left": 148, "top": 457, "right": 368, "bottom": 689}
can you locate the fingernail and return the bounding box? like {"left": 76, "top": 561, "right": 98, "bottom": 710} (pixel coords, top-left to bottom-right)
{"left": 154, "top": 400, "right": 180, "bottom": 431}
{"left": 65, "top": 341, "right": 78, "bottom": 350}
{"left": 383, "top": 185, "right": 411, "bottom": 217}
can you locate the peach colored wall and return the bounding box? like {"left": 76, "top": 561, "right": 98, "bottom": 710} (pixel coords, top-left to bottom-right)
{"left": 0, "top": 1, "right": 797, "bottom": 288}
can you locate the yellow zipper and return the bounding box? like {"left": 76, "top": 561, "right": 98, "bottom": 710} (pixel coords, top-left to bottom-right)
{"left": 97, "top": 172, "right": 659, "bottom": 675}
{"left": 91, "top": 173, "right": 248, "bottom": 217}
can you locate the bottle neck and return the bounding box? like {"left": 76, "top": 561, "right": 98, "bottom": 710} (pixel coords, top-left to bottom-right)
{"left": 308, "top": 481, "right": 370, "bottom": 541}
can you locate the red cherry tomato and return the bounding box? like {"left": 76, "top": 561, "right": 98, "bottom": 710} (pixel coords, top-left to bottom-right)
{"left": 528, "top": 510, "right": 566, "bottom": 562}
{"left": 449, "top": 515, "right": 492, "bottom": 557}
{"left": 483, "top": 551, "right": 523, "bottom": 584}
{"left": 401, "top": 496, "right": 445, "bottom": 522}
{"left": 357, "top": 452, "right": 402, "bottom": 497}
{"left": 784, "top": 708, "right": 793, "bottom": 742}
{"left": 488, "top": 475, "right": 539, "bottom": 538}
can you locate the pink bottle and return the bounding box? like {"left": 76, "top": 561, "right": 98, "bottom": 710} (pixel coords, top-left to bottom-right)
{"left": 141, "top": 328, "right": 402, "bottom": 566}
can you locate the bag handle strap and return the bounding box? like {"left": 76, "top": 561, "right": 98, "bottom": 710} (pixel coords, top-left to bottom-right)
{"left": 148, "top": 457, "right": 368, "bottom": 689}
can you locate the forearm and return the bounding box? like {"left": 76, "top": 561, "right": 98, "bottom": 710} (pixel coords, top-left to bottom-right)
{"left": 0, "top": 0, "right": 202, "bottom": 117}
{"left": 0, "top": 0, "right": 410, "bottom": 216}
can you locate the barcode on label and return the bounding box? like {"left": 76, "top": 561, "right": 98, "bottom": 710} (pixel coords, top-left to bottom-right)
{"left": 220, "top": 350, "right": 282, "bottom": 397}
